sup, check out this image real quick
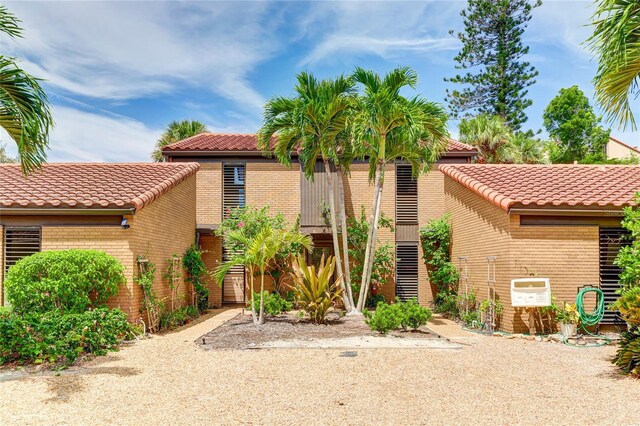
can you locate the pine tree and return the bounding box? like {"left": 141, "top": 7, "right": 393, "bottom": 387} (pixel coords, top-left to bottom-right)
{"left": 446, "top": 0, "right": 541, "bottom": 131}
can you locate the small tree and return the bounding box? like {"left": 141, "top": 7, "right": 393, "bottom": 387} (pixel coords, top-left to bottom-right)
{"left": 446, "top": 0, "right": 541, "bottom": 130}
{"left": 214, "top": 223, "right": 312, "bottom": 325}
{"left": 615, "top": 194, "right": 640, "bottom": 291}
{"left": 543, "top": 86, "right": 610, "bottom": 163}
{"left": 351, "top": 66, "right": 449, "bottom": 311}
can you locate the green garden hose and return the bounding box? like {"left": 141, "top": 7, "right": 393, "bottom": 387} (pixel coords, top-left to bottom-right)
{"left": 569, "top": 287, "right": 610, "bottom": 347}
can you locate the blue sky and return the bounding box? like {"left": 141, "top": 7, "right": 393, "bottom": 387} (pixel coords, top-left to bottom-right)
{"left": 1, "top": 0, "right": 638, "bottom": 162}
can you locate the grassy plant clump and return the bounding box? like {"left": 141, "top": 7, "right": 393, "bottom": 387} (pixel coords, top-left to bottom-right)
{"left": 396, "top": 298, "right": 432, "bottom": 331}
{"left": 159, "top": 305, "right": 201, "bottom": 330}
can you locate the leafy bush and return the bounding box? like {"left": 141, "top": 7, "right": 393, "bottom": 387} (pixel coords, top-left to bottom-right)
{"left": 434, "top": 291, "right": 460, "bottom": 318}
{"left": 364, "top": 299, "right": 432, "bottom": 333}
{"left": 363, "top": 302, "right": 401, "bottom": 334}
{"left": 247, "top": 291, "right": 292, "bottom": 316}
{"left": 611, "top": 287, "right": 640, "bottom": 328}
{"left": 4, "top": 250, "right": 125, "bottom": 315}
{"left": 366, "top": 293, "right": 388, "bottom": 309}
{"left": 614, "top": 194, "right": 640, "bottom": 291}
{"left": 183, "top": 245, "right": 209, "bottom": 312}
{"left": 291, "top": 254, "right": 342, "bottom": 324}
{"left": 420, "top": 215, "right": 459, "bottom": 293}
{"left": 396, "top": 299, "right": 432, "bottom": 330}
{"left": 0, "top": 308, "right": 133, "bottom": 366}
{"left": 159, "top": 305, "right": 200, "bottom": 330}
{"left": 461, "top": 310, "right": 481, "bottom": 327}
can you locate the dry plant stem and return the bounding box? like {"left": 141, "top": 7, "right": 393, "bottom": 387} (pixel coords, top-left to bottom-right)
{"left": 258, "top": 271, "right": 265, "bottom": 325}
{"left": 323, "top": 159, "right": 351, "bottom": 311}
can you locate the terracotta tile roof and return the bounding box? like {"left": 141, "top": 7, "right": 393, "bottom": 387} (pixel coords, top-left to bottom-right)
{"left": 609, "top": 136, "right": 640, "bottom": 155}
{"left": 162, "top": 133, "right": 477, "bottom": 155}
{"left": 0, "top": 162, "right": 199, "bottom": 211}
{"left": 439, "top": 164, "right": 640, "bottom": 212}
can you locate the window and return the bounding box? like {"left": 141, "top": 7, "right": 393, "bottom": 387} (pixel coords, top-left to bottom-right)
{"left": 396, "top": 243, "right": 419, "bottom": 301}
{"left": 4, "top": 227, "right": 41, "bottom": 276}
{"left": 223, "top": 163, "right": 245, "bottom": 218}
{"left": 396, "top": 164, "right": 418, "bottom": 224}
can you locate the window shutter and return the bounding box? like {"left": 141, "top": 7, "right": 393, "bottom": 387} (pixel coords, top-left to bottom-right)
{"left": 4, "top": 227, "right": 41, "bottom": 276}
{"left": 396, "top": 243, "right": 419, "bottom": 301}
{"left": 599, "top": 227, "right": 631, "bottom": 324}
{"left": 396, "top": 164, "right": 418, "bottom": 224}
{"left": 223, "top": 163, "right": 246, "bottom": 218}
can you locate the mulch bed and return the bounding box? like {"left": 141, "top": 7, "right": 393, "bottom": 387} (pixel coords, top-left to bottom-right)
{"left": 198, "top": 311, "right": 436, "bottom": 350}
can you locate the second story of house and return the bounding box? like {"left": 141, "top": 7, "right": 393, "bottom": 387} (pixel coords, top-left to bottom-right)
{"left": 162, "top": 133, "right": 477, "bottom": 236}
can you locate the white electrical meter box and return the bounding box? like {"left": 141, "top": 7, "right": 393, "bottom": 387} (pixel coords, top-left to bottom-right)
{"left": 510, "top": 278, "right": 551, "bottom": 307}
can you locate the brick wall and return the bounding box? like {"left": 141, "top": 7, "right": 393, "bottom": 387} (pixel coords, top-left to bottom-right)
{"left": 40, "top": 226, "right": 135, "bottom": 315}
{"left": 199, "top": 234, "right": 223, "bottom": 307}
{"left": 196, "top": 162, "right": 222, "bottom": 224}
{"left": 417, "top": 170, "right": 446, "bottom": 306}
{"left": 246, "top": 162, "right": 300, "bottom": 224}
{"left": 509, "top": 217, "right": 599, "bottom": 332}
{"left": 445, "top": 175, "right": 603, "bottom": 333}
{"left": 444, "top": 178, "right": 513, "bottom": 328}
{"left": 129, "top": 174, "right": 197, "bottom": 318}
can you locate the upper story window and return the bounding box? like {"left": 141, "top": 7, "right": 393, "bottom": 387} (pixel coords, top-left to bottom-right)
{"left": 223, "top": 163, "right": 245, "bottom": 218}
{"left": 395, "top": 163, "right": 418, "bottom": 224}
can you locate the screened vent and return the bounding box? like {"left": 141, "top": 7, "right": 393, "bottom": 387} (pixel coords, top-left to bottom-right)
{"left": 223, "top": 163, "right": 246, "bottom": 218}
{"left": 599, "top": 227, "right": 632, "bottom": 324}
{"left": 4, "top": 227, "right": 41, "bottom": 276}
{"left": 396, "top": 243, "right": 419, "bottom": 301}
{"left": 396, "top": 164, "right": 418, "bottom": 224}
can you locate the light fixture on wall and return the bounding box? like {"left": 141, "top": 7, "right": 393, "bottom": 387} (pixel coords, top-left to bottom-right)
{"left": 121, "top": 218, "right": 130, "bottom": 230}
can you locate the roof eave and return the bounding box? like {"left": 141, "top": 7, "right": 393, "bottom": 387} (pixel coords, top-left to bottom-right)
{"left": 0, "top": 207, "right": 136, "bottom": 216}
{"left": 509, "top": 207, "right": 625, "bottom": 217}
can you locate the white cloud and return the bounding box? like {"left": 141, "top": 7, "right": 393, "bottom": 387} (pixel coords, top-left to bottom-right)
{"left": 297, "top": 1, "right": 461, "bottom": 65}
{"left": 3, "top": 1, "right": 278, "bottom": 111}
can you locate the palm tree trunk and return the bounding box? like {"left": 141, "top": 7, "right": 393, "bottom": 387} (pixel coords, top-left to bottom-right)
{"left": 338, "top": 169, "right": 355, "bottom": 312}
{"left": 258, "top": 270, "right": 265, "bottom": 325}
{"left": 249, "top": 267, "right": 258, "bottom": 325}
{"left": 323, "top": 159, "right": 352, "bottom": 312}
{"left": 356, "top": 161, "right": 385, "bottom": 311}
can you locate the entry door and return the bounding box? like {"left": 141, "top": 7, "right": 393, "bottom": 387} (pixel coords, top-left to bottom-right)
{"left": 222, "top": 248, "right": 245, "bottom": 304}
{"left": 599, "top": 227, "right": 631, "bottom": 324}
{"left": 396, "top": 243, "right": 419, "bottom": 301}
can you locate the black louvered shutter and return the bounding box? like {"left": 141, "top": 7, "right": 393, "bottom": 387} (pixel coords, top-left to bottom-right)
{"left": 599, "top": 227, "right": 631, "bottom": 324}
{"left": 222, "top": 163, "right": 245, "bottom": 218}
{"left": 396, "top": 243, "right": 419, "bottom": 301}
{"left": 4, "top": 227, "right": 41, "bottom": 276}
{"left": 396, "top": 164, "right": 418, "bottom": 224}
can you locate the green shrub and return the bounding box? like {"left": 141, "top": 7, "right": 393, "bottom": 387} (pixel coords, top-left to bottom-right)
{"left": 461, "top": 310, "right": 481, "bottom": 327}
{"left": 247, "top": 291, "right": 292, "bottom": 316}
{"left": 396, "top": 298, "right": 432, "bottom": 330}
{"left": 5, "top": 250, "right": 125, "bottom": 314}
{"left": 363, "top": 302, "right": 401, "bottom": 334}
{"left": 159, "top": 305, "right": 200, "bottom": 330}
{"left": 183, "top": 246, "right": 209, "bottom": 312}
{"left": 0, "top": 308, "right": 133, "bottom": 366}
{"left": 434, "top": 291, "right": 460, "bottom": 318}
{"left": 366, "top": 293, "right": 388, "bottom": 309}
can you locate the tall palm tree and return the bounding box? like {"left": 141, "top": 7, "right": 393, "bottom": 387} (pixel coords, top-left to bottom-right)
{"left": 511, "top": 132, "right": 546, "bottom": 164}
{"left": 152, "top": 120, "right": 208, "bottom": 161}
{"left": 213, "top": 225, "right": 312, "bottom": 325}
{"left": 458, "top": 114, "right": 520, "bottom": 163}
{"left": 258, "top": 72, "right": 358, "bottom": 312}
{"left": 587, "top": 0, "right": 640, "bottom": 130}
{"left": 351, "top": 67, "right": 449, "bottom": 311}
{"left": 0, "top": 5, "right": 53, "bottom": 174}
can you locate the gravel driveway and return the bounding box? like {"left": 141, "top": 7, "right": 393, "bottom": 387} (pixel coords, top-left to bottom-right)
{"left": 1, "top": 308, "right": 638, "bottom": 425}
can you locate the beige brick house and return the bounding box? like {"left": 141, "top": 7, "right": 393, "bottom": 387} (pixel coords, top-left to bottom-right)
{"left": 162, "top": 133, "right": 477, "bottom": 307}
{"left": 0, "top": 162, "right": 200, "bottom": 320}
{"left": 440, "top": 164, "right": 640, "bottom": 332}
